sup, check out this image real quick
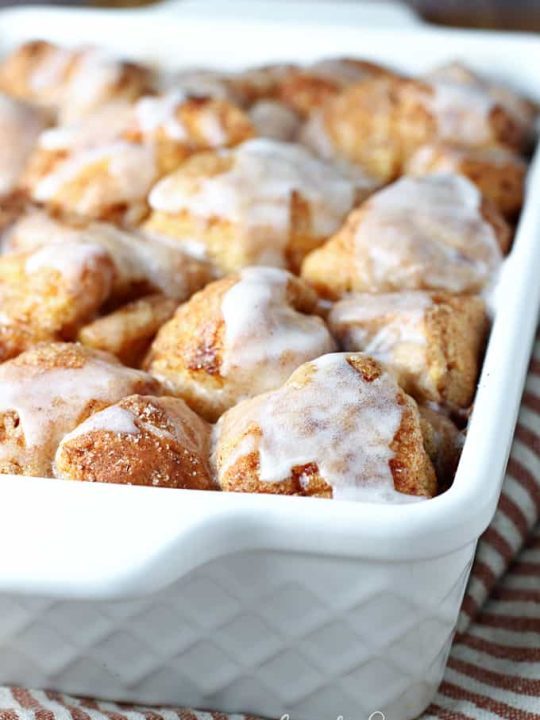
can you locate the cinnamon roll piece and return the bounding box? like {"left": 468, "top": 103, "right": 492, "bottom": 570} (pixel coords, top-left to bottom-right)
{"left": 405, "top": 143, "right": 526, "bottom": 219}
{"left": 301, "top": 174, "right": 511, "bottom": 298}
{"left": 78, "top": 294, "right": 177, "bottom": 367}
{"left": 143, "top": 138, "right": 373, "bottom": 274}
{"left": 0, "top": 342, "right": 160, "bottom": 477}
{"left": 54, "top": 394, "right": 215, "bottom": 490}
{"left": 145, "top": 267, "right": 337, "bottom": 422}
{"left": 213, "top": 353, "right": 436, "bottom": 501}
{"left": 0, "top": 242, "right": 115, "bottom": 361}
{"left": 0, "top": 40, "right": 153, "bottom": 123}
{"left": 300, "top": 72, "right": 527, "bottom": 182}
{"left": 328, "top": 292, "right": 488, "bottom": 408}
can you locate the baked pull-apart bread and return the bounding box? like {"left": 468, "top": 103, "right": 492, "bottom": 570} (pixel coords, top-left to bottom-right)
{"left": 4, "top": 208, "right": 212, "bottom": 303}
{"left": 0, "top": 242, "right": 115, "bottom": 361}
{"left": 301, "top": 174, "right": 511, "bottom": 298}
{"left": 124, "top": 91, "right": 255, "bottom": 174}
{"left": 406, "top": 143, "right": 526, "bottom": 219}
{"left": 143, "top": 138, "right": 373, "bottom": 274}
{"left": 301, "top": 73, "right": 528, "bottom": 182}
{"left": 213, "top": 353, "right": 437, "bottom": 502}
{"left": 78, "top": 294, "right": 177, "bottom": 367}
{"left": 0, "top": 40, "right": 153, "bottom": 123}
{"left": 54, "top": 394, "right": 215, "bottom": 489}
{"left": 23, "top": 140, "right": 158, "bottom": 224}
{"left": 0, "top": 342, "right": 160, "bottom": 477}
{"left": 0, "top": 92, "right": 49, "bottom": 195}
{"left": 21, "top": 92, "right": 254, "bottom": 220}
{"left": 328, "top": 291, "right": 488, "bottom": 408}
{"left": 427, "top": 62, "right": 537, "bottom": 152}
{"left": 145, "top": 266, "right": 337, "bottom": 422}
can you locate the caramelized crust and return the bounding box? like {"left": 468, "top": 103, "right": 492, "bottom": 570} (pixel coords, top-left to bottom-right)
{"left": 54, "top": 394, "right": 215, "bottom": 490}
{"left": 213, "top": 353, "right": 436, "bottom": 500}
{"left": 78, "top": 294, "right": 177, "bottom": 367}
{"left": 406, "top": 143, "right": 526, "bottom": 219}
{"left": 301, "top": 174, "right": 511, "bottom": 299}
{"left": 329, "top": 292, "right": 488, "bottom": 408}
{"left": 145, "top": 267, "right": 336, "bottom": 422}
{"left": 0, "top": 342, "right": 160, "bottom": 477}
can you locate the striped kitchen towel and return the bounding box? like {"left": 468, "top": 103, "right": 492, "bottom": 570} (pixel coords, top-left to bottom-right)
{"left": 1, "top": 334, "right": 540, "bottom": 720}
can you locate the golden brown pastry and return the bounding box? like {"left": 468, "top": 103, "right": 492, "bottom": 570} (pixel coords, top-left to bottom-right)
{"left": 0, "top": 242, "right": 115, "bottom": 361}
{"left": 22, "top": 140, "right": 158, "bottom": 224}
{"left": 145, "top": 267, "right": 337, "bottom": 422}
{"left": 276, "top": 57, "right": 396, "bottom": 117}
{"left": 123, "top": 91, "right": 255, "bottom": 174}
{"left": 0, "top": 92, "right": 49, "bottom": 194}
{"left": 142, "top": 138, "right": 373, "bottom": 274}
{"left": 0, "top": 342, "right": 160, "bottom": 477}
{"left": 213, "top": 353, "right": 437, "bottom": 501}
{"left": 4, "top": 208, "right": 213, "bottom": 303}
{"left": 426, "top": 62, "right": 537, "bottom": 152}
{"left": 300, "top": 73, "right": 526, "bottom": 182}
{"left": 328, "top": 291, "right": 488, "bottom": 408}
{"left": 301, "top": 174, "right": 511, "bottom": 298}
{"left": 54, "top": 394, "right": 215, "bottom": 490}
{"left": 78, "top": 294, "right": 177, "bottom": 367}
{"left": 0, "top": 40, "right": 153, "bottom": 123}
{"left": 419, "top": 405, "right": 463, "bottom": 492}
{"left": 405, "top": 143, "right": 526, "bottom": 219}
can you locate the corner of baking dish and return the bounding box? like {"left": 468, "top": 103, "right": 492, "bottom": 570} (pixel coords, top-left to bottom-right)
{"left": 1, "top": 6, "right": 540, "bottom": 599}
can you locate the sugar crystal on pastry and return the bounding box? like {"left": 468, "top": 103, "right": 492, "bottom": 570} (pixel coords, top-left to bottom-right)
{"left": 54, "top": 394, "right": 215, "bottom": 490}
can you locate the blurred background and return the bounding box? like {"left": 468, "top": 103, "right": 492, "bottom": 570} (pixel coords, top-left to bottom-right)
{"left": 0, "top": 0, "right": 539, "bottom": 31}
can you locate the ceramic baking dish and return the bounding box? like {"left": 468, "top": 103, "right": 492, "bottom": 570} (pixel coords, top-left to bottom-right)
{"left": 0, "top": 5, "right": 540, "bottom": 720}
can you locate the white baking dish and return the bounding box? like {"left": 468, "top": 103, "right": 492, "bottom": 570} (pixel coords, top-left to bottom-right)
{"left": 0, "top": 6, "right": 540, "bottom": 720}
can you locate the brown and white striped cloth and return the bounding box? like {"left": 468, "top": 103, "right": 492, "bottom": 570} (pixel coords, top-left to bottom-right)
{"left": 1, "top": 336, "right": 540, "bottom": 720}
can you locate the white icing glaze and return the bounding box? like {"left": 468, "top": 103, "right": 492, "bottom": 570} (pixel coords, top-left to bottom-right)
{"left": 216, "top": 353, "right": 421, "bottom": 503}
{"left": 61, "top": 404, "right": 140, "bottom": 443}
{"left": 24, "top": 242, "right": 110, "bottom": 285}
{"left": 30, "top": 46, "right": 72, "bottom": 95}
{"left": 39, "top": 101, "right": 134, "bottom": 152}
{"left": 426, "top": 80, "right": 496, "bottom": 147}
{"left": 329, "top": 292, "right": 433, "bottom": 390}
{"left": 249, "top": 100, "right": 300, "bottom": 141}
{"left": 220, "top": 266, "right": 336, "bottom": 384}
{"left": 353, "top": 174, "right": 502, "bottom": 293}
{"left": 0, "top": 92, "right": 47, "bottom": 194}
{"left": 135, "top": 91, "right": 188, "bottom": 141}
{"left": 32, "top": 141, "right": 157, "bottom": 213}
{"left": 149, "top": 139, "right": 355, "bottom": 262}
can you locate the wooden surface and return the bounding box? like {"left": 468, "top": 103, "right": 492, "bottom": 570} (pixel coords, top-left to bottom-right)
{"left": 409, "top": 0, "right": 540, "bottom": 31}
